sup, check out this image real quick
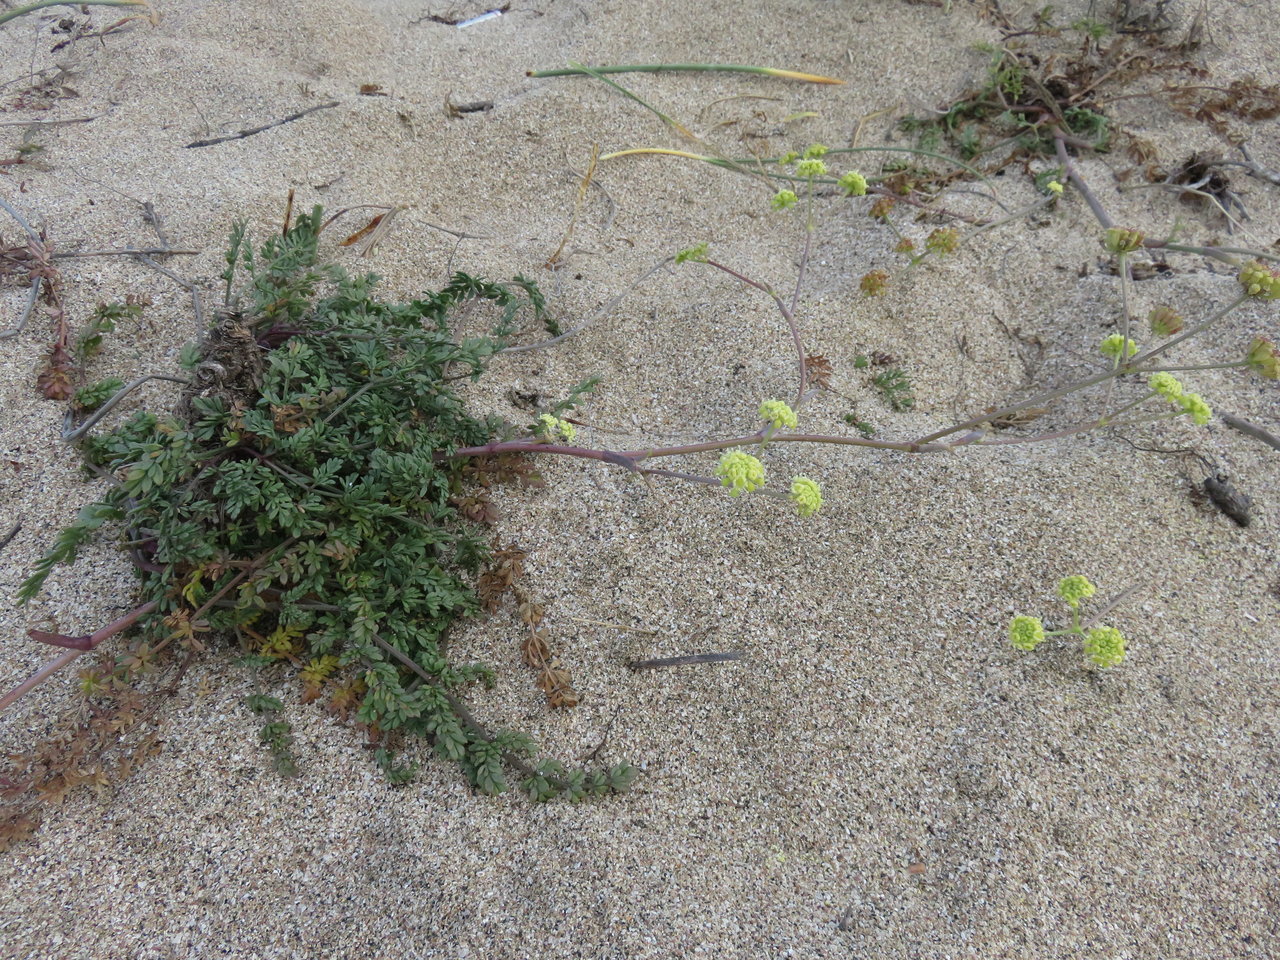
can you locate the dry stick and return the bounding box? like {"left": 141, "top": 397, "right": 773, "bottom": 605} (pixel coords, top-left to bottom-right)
{"left": 0, "top": 116, "right": 98, "bottom": 127}
{"left": 0, "top": 519, "right": 21, "bottom": 553}
{"left": 1220, "top": 412, "right": 1280, "bottom": 452}
{"left": 627, "top": 652, "right": 743, "bottom": 670}
{"left": 184, "top": 101, "right": 340, "bottom": 148}
{"left": 0, "top": 191, "right": 40, "bottom": 244}
{"left": 546, "top": 144, "right": 600, "bottom": 268}
{"left": 0, "top": 277, "right": 41, "bottom": 339}
{"left": 0, "top": 192, "right": 47, "bottom": 339}
{"left": 52, "top": 247, "right": 198, "bottom": 258}
{"left": 1081, "top": 583, "right": 1147, "bottom": 631}
{"left": 1219, "top": 145, "right": 1280, "bottom": 187}
{"left": 132, "top": 252, "right": 205, "bottom": 334}
{"left": 1054, "top": 132, "right": 1114, "bottom": 230}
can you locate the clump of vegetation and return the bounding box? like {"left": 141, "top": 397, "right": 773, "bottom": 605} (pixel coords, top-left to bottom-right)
{"left": 1010, "top": 576, "right": 1128, "bottom": 668}
{"left": 7, "top": 39, "right": 1280, "bottom": 847}
{"left": 1, "top": 207, "right": 635, "bottom": 847}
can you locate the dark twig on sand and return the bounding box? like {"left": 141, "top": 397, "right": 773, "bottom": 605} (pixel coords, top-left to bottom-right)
{"left": 627, "top": 651, "right": 744, "bottom": 670}
{"left": 184, "top": 101, "right": 340, "bottom": 148}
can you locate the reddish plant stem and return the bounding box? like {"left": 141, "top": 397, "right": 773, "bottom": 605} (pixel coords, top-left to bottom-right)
{"left": 704, "top": 258, "right": 808, "bottom": 407}
{"left": 0, "top": 601, "right": 159, "bottom": 712}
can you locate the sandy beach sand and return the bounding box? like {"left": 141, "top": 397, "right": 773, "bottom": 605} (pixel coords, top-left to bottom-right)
{"left": 1, "top": 1, "right": 1277, "bottom": 957}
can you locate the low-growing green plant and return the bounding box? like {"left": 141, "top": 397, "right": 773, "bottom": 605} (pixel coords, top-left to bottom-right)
{"left": 1009, "top": 576, "right": 1127, "bottom": 668}
{"left": 7, "top": 54, "right": 1280, "bottom": 845}
{"left": 2, "top": 208, "right": 635, "bottom": 845}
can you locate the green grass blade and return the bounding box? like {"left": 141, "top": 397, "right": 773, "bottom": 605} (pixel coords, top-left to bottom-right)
{"left": 565, "top": 61, "right": 695, "bottom": 138}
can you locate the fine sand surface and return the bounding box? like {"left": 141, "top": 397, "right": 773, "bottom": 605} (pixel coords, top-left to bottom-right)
{"left": 1, "top": 1, "right": 1277, "bottom": 957}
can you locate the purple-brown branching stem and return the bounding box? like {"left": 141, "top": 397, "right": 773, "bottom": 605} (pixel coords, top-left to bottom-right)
{"left": 0, "top": 540, "right": 296, "bottom": 713}
{"left": 0, "top": 601, "right": 160, "bottom": 712}
{"left": 1054, "top": 130, "right": 1114, "bottom": 230}
{"left": 914, "top": 365, "right": 1124, "bottom": 445}
{"left": 448, "top": 430, "right": 969, "bottom": 472}
{"left": 704, "top": 258, "right": 808, "bottom": 407}
{"left": 974, "top": 411, "right": 1192, "bottom": 447}
{"left": 1133, "top": 295, "right": 1250, "bottom": 365}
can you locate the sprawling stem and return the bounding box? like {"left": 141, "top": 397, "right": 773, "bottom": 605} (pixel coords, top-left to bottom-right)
{"left": 704, "top": 258, "right": 808, "bottom": 406}
{"left": 1134, "top": 295, "right": 1249, "bottom": 365}
{"left": 0, "top": 601, "right": 159, "bottom": 712}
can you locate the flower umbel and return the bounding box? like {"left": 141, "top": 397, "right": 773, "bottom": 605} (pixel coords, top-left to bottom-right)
{"left": 869, "top": 196, "right": 895, "bottom": 220}
{"left": 675, "top": 242, "right": 709, "bottom": 264}
{"left": 1148, "top": 372, "right": 1184, "bottom": 400}
{"left": 838, "top": 171, "right": 868, "bottom": 197}
{"left": 536, "top": 414, "right": 576, "bottom": 442}
{"left": 1246, "top": 337, "right": 1280, "bottom": 379}
{"left": 770, "top": 189, "right": 799, "bottom": 211}
{"left": 1099, "top": 334, "right": 1138, "bottom": 360}
{"left": 925, "top": 228, "right": 960, "bottom": 255}
{"left": 789, "top": 476, "right": 823, "bottom": 517}
{"left": 1148, "top": 306, "right": 1183, "bottom": 337}
{"left": 715, "top": 451, "right": 766, "bottom": 497}
{"left": 860, "top": 270, "right": 889, "bottom": 297}
{"left": 1083, "top": 626, "right": 1126, "bottom": 667}
{"left": 1238, "top": 260, "right": 1280, "bottom": 299}
{"left": 795, "top": 157, "right": 828, "bottom": 178}
{"left": 1046, "top": 180, "right": 1064, "bottom": 195}
{"left": 1009, "top": 616, "right": 1045, "bottom": 651}
{"left": 1057, "top": 575, "right": 1096, "bottom": 607}
{"left": 1103, "top": 227, "right": 1145, "bottom": 254}
{"left": 759, "top": 399, "right": 798, "bottom": 430}
{"left": 1176, "top": 392, "right": 1212, "bottom": 425}
{"left": 802, "top": 143, "right": 828, "bottom": 159}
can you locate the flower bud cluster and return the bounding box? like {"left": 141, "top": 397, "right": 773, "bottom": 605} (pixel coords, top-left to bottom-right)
{"left": 1103, "top": 227, "right": 1145, "bottom": 254}
{"left": 1238, "top": 260, "right": 1280, "bottom": 299}
{"left": 715, "top": 451, "right": 766, "bottom": 497}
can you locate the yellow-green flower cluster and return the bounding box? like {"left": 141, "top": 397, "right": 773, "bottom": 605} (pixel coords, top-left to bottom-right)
{"left": 802, "top": 144, "right": 828, "bottom": 159}
{"left": 1148, "top": 372, "right": 1183, "bottom": 400}
{"left": 675, "top": 242, "right": 709, "bottom": 264}
{"left": 838, "top": 171, "right": 868, "bottom": 197}
{"left": 771, "top": 189, "right": 799, "bottom": 211}
{"left": 1046, "top": 180, "right": 1064, "bottom": 195}
{"left": 536, "top": 414, "right": 576, "bottom": 442}
{"left": 1083, "top": 626, "right": 1126, "bottom": 667}
{"left": 1012, "top": 576, "right": 1128, "bottom": 668}
{"left": 1099, "top": 334, "right": 1138, "bottom": 360}
{"left": 1177, "top": 392, "right": 1212, "bottom": 425}
{"left": 759, "top": 399, "right": 798, "bottom": 430}
{"left": 1247, "top": 337, "right": 1280, "bottom": 379}
{"left": 1145, "top": 372, "right": 1211, "bottom": 423}
{"left": 1057, "top": 575, "right": 1096, "bottom": 607}
{"left": 795, "top": 157, "right": 828, "bottom": 178}
{"left": 715, "top": 451, "right": 766, "bottom": 497}
{"left": 1009, "top": 615, "right": 1045, "bottom": 651}
{"left": 1103, "top": 227, "right": 1144, "bottom": 254}
{"left": 925, "top": 228, "right": 960, "bottom": 255}
{"left": 789, "top": 476, "right": 823, "bottom": 517}
{"left": 1238, "top": 260, "right": 1280, "bottom": 299}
